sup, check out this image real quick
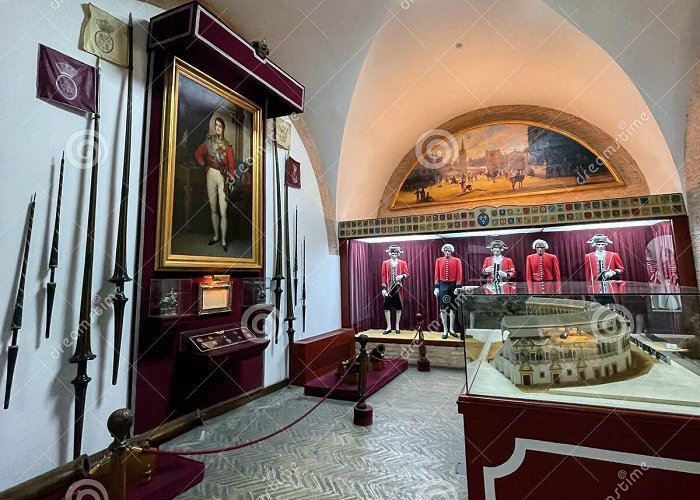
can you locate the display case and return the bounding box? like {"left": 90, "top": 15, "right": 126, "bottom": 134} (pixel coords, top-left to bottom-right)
{"left": 241, "top": 277, "right": 272, "bottom": 307}
{"left": 174, "top": 324, "right": 270, "bottom": 415}
{"left": 240, "top": 278, "right": 275, "bottom": 336}
{"left": 460, "top": 281, "right": 700, "bottom": 410}
{"left": 148, "top": 279, "right": 194, "bottom": 318}
{"left": 457, "top": 282, "right": 700, "bottom": 499}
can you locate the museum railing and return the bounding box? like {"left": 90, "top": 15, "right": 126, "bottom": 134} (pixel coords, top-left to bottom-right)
{"left": 458, "top": 281, "right": 700, "bottom": 415}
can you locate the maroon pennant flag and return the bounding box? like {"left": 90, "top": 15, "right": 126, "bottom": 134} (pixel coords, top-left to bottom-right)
{"left": 285, "top": 157, "right": 301, "bottom": 189}
{"left": 37, "top": 44, "right": 96, "bottom": 114}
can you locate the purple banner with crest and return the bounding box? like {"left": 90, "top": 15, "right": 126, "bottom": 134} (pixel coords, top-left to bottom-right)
{"left": 37, "top": 44, "right": 95, "bottom": 114}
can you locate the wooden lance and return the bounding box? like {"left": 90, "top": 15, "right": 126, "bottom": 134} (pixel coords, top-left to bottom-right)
{"left": 108, "top": 14, "right": 134, "bottom": 385}
{"left": 284, "top": 164, "right": 296, "bottom": 373}
{"left": 70, "top": 58, "right": 101, "bottom": 459}
{"left": 293, "top": 206, "right": 298, "bottom": 306}
{"left": 4, "top": 194, "right": 36, "bottom": 409}
{"left": 271, "top": 117, "right": 284, "bottom": 343}
{"left": 302, "top": 237, "right": 307, "bottom": 333}
{"left": 45, "top": 154, "right": 64, "bottom": 339}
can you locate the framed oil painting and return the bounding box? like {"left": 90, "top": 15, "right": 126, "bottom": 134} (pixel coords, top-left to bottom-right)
{"left": 157, "top": 58, "right": 263, "bottom": 270}
{"left": 392, "top": 122, "right": 624, "bottom": 209}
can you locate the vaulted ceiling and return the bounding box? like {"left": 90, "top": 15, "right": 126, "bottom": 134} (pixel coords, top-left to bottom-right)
{"left": 145, "top": 0, "right": 700, "bottom": 220}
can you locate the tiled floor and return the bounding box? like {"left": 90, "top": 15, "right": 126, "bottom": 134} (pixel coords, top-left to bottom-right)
{"left": 166, "top": 367, "right": 468, "bottom": 499}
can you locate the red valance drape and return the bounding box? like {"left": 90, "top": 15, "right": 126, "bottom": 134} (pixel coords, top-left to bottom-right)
{"left": 347, "top": 221, "right": 676, "bottom": 331}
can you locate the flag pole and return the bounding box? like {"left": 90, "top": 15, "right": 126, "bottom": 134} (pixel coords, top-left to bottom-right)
{"left": 271, "top": 116, "right": 284, "bottom": 343}
{"left": 108, "top": 13, "right": 134, "bottom": 385}
{"left": 70, "top": 58, "right": 101, "bottom": 458}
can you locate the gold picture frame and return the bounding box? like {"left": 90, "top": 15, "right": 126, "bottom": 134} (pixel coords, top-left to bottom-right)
{"left": 198, "top": 280, "right": 233, "bottom": 316}
{"left": 156, "top": 58, "right": 263, "bottom": 270}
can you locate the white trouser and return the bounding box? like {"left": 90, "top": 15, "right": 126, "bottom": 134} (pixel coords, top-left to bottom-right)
{"left": 206, "top": 167, "right": 227, "bottom": 243}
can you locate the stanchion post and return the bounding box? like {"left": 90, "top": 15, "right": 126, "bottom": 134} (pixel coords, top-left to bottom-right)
{"left": 416, "top": 313, "right": 431, "bottom": 371}
{"left": 353, "top": 334, "right": 373, "bottom": 426}
{"left": 105, "top": 409, "right": 133, "bottom": 500}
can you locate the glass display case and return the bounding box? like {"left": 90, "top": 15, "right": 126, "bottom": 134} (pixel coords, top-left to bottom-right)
{"left": 241, "top": 277, "right": 272, "bottom": 306}
{"left": 148, "top": 278, "right": 194, "bottom": 318}
{"left": 460, "top": 281, "right": 700, "bottom": 415}
{"left": 240, "top": 278, "right": 274, "bottom": 336}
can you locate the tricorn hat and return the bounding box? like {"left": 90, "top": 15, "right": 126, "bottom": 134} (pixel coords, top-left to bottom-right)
{"left": 532, "top": 239, "right": 549, "bottom": 250}
{"left": 587, "top": 234, "right": 613, "bottom": 246}
{"left": 386, "top": 244, "right": 404, "bottom": 254}
{"left": 486, "top": 240, "right": 508, "bottom": 250}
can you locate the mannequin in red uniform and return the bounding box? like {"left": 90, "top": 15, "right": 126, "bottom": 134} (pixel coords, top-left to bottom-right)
{"left": 482, "top": 240, "right": 515, "bottom": 284}
{"left": 584, "top": 234, "right": 624, "bottom": 283}
{"left": 525, "top": 239, "right": 561, "bottom": 283}
{"left": 434, "top": 243, "right": 463, "bottom": 339}
{"left": 380, "top": 244, "right": 409, "bottom": 334}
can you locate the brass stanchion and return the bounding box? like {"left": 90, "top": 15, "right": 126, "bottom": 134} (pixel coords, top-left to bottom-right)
{"left": 90, "top": 409, "right": 154, "bottom": 498}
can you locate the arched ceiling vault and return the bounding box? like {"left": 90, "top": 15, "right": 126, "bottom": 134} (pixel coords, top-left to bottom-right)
{"left": 146, "top": 0, "right": 699, "bottom": 221}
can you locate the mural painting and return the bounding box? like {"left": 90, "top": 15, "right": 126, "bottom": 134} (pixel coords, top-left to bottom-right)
{"left": 392, "top": 122, "right": 622, "bottom": 209}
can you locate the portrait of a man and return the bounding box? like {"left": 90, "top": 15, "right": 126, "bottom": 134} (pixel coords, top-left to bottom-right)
{"left": 157, "top": 59, "right": 263, "bottom": 270}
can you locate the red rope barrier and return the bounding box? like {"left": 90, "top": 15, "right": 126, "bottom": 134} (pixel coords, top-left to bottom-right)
{"left": 143, "top": 357, "right": 357, "bottom": 457}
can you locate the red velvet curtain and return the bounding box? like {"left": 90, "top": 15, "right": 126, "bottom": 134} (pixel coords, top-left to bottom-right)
{"left": 348, "top": 221, "right": 675, "bottom": 331}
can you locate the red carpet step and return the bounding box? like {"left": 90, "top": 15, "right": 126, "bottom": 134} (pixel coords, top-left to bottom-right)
{"left": 303, "top": 358, "right": 408, "bottom": 401}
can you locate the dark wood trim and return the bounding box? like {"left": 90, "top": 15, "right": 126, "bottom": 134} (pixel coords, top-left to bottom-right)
{"left": 0, "top": 456, "right": 89, "bottom": 500}
{"left": 671, "top": 215, "right": 697, "bottom": 287}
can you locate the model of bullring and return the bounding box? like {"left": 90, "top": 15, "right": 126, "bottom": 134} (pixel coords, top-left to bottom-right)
{"left": 493, "top": 297, "right": 632, "bottom": 386}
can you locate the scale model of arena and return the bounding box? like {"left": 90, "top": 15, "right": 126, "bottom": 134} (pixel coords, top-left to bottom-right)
{"left": 493, "top": 298, "right": 632, "bottom": 386}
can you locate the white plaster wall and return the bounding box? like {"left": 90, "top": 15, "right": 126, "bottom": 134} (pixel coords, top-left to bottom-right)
{"left": 262, "top": 118, "right": 342, "bottom": 385}
{"left": 544, "top": 0, "right": 700, "bottom": 182}
{"left": 0, "top": 0, "right": 161, "bottom": 490}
